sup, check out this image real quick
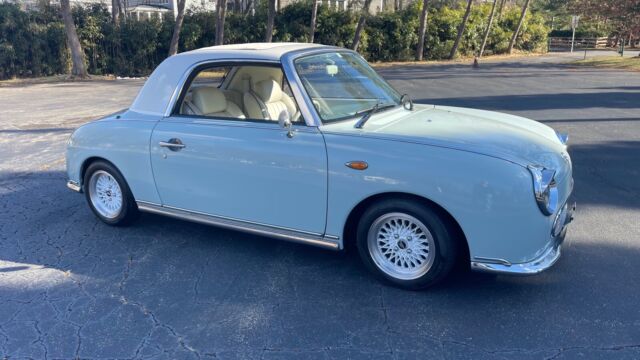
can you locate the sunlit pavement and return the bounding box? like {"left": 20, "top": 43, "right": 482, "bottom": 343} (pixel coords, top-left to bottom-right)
{"left": 1, "top": 54, "right": 639, "bottom": 359}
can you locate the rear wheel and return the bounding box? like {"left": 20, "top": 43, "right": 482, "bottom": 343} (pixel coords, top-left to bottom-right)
{"left": 356, "top": 199, "right": 458, "bottom": 290}
{"left": 84, "top": 161, "right": 139, "bottom": 226}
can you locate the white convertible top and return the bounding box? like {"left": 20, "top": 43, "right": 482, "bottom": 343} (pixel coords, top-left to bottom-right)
{"left": 129, "top": 42, "right": 330, "bottom": 116}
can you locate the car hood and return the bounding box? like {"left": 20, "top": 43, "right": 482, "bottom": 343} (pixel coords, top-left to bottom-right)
{"left": 320, "top": 104, "right": 570, "bottom": 173}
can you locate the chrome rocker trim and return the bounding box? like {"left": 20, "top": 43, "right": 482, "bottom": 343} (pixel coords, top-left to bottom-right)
{"left": 67, "top": 180, "right": 82, "bottom": 192}
{"left": 471, "top": 201, "right": 575, "bottom": 275}
{"left": 136, "top": 201, "right": 340, "bottom": 250}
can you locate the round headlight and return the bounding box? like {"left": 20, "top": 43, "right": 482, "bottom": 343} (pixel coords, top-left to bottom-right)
{"left": 527, "top": 165, "right": 559, "bottom": 216}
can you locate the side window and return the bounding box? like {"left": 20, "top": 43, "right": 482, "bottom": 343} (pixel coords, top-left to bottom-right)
{"left": 179, "top": 66, "right": 242, "bottom": 118}
{"left": 178, "top": 64, "right": 302, "bottom": 124}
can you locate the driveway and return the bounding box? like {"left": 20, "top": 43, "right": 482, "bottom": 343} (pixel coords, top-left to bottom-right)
{"left": 1, "top": 54, "right": 639, "bottom": 359}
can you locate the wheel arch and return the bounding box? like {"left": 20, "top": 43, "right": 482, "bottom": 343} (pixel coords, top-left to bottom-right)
{"left": 342, "top": 192, "right": 470, "bottom": 261}
{"left": 80, "top": 156, "right": 122, "bottom": 187}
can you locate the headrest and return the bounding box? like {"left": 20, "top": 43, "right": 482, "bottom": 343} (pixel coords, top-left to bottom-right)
{"left": 254, "top": 79, "right": 282, "bottom": 103}
{"left": 191, "top": 87, "right": 227, "bottom": 115}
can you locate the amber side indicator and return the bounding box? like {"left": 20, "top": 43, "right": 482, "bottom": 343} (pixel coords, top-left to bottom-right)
{"left": 345, "top": 161, "right": 368, "bottom": 170}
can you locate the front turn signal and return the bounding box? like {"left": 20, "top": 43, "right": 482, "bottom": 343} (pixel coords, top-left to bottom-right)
{"left": 345, "top": 161, "right": 369, "bottom": 170}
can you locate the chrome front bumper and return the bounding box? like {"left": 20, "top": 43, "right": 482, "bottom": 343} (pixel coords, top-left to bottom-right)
{"left": 67, "top": 180, "right": 82, "bottom": 192}
{"left": 471, "top": 201, "right": 575, "bottom": 276}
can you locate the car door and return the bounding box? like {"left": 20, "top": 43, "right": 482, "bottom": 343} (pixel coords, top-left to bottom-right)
{"left": 149, "top": 65, "right": 328, "bottom": 236}
{"left": 150, "top": 119, "right": 328, "bottom": 235}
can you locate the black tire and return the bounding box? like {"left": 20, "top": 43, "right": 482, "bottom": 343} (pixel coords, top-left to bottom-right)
{"left": 356, "top": 198, "right": 459, "bottom": 290}
{"left": 83, "top": 160, "right": 139, "bottom": 226}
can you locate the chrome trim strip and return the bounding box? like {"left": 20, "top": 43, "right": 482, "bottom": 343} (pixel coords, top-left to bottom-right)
{"left": 136, "top": 201, "right": 340, "bottom": 250}
{"left": 66, "top": 180, "right": 81, "bottom": 192}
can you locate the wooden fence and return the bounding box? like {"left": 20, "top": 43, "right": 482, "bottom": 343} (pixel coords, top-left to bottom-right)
{"left": 548, "top": 37, "right": 610, "bottom": 50}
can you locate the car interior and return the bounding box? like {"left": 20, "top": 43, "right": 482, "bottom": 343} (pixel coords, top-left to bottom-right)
{"left": 179, "top": 65, "right": 302, "bottom": 123}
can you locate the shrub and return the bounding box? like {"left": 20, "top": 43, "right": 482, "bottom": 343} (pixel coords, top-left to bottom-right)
{"left": 0, "top": 1, "right": 550, "bottom": 79}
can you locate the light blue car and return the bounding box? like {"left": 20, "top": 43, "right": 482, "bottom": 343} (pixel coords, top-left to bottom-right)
{"left": 66, "top": 43, "right": 575, "bottom": 289}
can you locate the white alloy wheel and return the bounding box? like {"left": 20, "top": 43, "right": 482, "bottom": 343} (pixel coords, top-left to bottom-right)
{"left": 88, "top": 170, "right": 123, "bottom": 219}
{"left": 367, "top": 212, "right": 436, "bottom": 280}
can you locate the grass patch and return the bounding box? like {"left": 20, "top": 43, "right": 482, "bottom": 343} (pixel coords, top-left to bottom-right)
{"left": 573, "top": 56, "right": 640, "bottom": 71}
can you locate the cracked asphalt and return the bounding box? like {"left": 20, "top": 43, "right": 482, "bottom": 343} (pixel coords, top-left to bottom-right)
{"left": 1, "top": 52, "right": 639, "bottom": 359}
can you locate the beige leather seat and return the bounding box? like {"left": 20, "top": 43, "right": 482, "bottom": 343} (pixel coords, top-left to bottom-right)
{"left": 184, "top": 87, "right": 245, "bottom": 119}
{"left": 243, "top": 79, "right": 296, "bottom": 121}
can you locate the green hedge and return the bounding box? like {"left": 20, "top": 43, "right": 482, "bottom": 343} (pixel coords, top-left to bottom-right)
{"left": 0, "top": 1, "right": 548, "bottom": 79}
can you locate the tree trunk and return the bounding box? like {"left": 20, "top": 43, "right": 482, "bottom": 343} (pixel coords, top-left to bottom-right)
{"left": 448, "top": 0, "right": 472, "bottom": 60}
{"left": 244, "top": 0, "right": 253, "bottom": 14}
{"left": 415, "top": 0, "right": 429, "bottom": 61}
{"left": 497, "top": 0, "right": 505, "bottom": 21}
{"left": 265, "top": 0, "right": 276, "bottom": 42}
{"left": 215, "top": 0, "right": 226, "bottom": 45}
{"left": 60, "top": 0, "right": 88, "bottom": 78}
{"left": 234, "top": 0, "right": 241, "bottom": 12}
{"left": 507, "top": 0, "right": 530, "bottom": 54}
{"left": 111, "top": 0, "right": 120, "bottom": 24}
{"left": 169, "top": 0, "right": 186, "bottom": 56}
{"left": 309, "top": 0, "right": 318, "bottom": 43}
{"left": 479, "top": 0, "right": 497, "bottom": 58}
{"left": 352, "top": 0, "right": 373, "bottom": 51}
{"left": 120, "top": 0, "right": 127, "bottom": 22}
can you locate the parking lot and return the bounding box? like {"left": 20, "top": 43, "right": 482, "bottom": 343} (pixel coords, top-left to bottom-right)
{"left": 1, "top": 53, "right": 639, "bottom": 359}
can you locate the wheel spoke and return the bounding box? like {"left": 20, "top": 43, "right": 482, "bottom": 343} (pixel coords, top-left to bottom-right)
{"left": 89, "top": 170, "right": 123, "bottom": 219}
{"left": 367, "top": 212, "right": 436, "bottom": 281}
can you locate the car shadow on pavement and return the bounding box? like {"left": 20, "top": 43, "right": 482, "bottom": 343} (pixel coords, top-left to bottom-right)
{"left": 2, "top": 169, "right": 640, "bottom": 359}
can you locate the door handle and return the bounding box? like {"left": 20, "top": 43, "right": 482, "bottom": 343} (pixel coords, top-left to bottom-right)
{"left": 159, "top": 138, "right": 185, "bottom": 151}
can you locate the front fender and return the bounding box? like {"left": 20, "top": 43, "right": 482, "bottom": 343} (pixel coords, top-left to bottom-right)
{"left": 323, "top": 133, "right": 556, "bottom": 265}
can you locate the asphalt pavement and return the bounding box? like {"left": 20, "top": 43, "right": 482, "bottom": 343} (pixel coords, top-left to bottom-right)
{"left": 1, "top": 52, "right": 639, "bottom": 359}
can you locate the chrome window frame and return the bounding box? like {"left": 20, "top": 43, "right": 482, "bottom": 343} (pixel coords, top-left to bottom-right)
{"left": 163, "top": 58, "right": 319, "bottom": 128}
{"left": 281, "top": 47, "right": 399, "bottom": 127}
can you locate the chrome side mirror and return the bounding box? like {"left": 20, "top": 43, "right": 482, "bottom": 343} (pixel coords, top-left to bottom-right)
{"left": 278, "top": 110, "right": 294, "bottom": 138}
{"left": 400, "top": 94, "right": 414, "bottom": 111}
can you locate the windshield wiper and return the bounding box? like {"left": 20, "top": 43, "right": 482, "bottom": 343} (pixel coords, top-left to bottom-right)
{"left": 354, "top": 102, "right": 396, "bottom": 129}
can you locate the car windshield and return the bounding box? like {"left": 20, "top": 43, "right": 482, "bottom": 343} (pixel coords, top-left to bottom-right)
{"left": 294, "top": 52, "right": 402, "bottom": 123}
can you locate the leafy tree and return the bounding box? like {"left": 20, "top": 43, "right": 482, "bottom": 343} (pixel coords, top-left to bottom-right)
{"left": 169, "top": 0, "right": 187, "bottom": 55}
{"left": 310, "top": 0, "right": 319, "bottom": 42}
{"left": 416, "top": 0, "right": 430, "bottom": 60}
{"left": 352, "top": 0, "right": 374, "bottom": 50}
{"left": 449, "top": 0, "right": 473, "bottom": 59}
{"left": 265, "top": 0, "right": 276, "bottom": 42}
{"left": 479, "top": 0, "right": 497, "bottom": 57}
{"left": 216, "top": 0, "right": 226, "bottom": 44}
{"left": 508, "top": 0, "right": 532, "bottom": 54}
{"left": 60, "top": 0, "right": 88, "bottom": 78}
{"left": 568, "top": 0, "right": 640, "bottom": 43}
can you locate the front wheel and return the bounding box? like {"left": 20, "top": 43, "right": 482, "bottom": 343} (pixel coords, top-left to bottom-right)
{"left": 356, "top": 199, "right": 459, "bottom": 290}
{"left": 84, "top": 161, "right": 139, "bottom": 226}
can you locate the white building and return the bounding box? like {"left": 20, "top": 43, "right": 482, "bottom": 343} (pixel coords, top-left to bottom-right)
{"left": 1, "top": 0, "right": 216, "bottom": 18}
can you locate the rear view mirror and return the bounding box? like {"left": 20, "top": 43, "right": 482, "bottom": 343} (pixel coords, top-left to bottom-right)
{"left": 326, "top": 65, "right": 338, "bottom": 76}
